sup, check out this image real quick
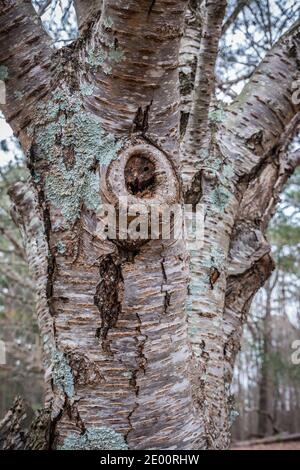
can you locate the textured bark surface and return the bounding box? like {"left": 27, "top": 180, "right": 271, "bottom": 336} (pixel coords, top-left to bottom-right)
{"left": 1, "top": 0, "right": 300, "bottom": 451}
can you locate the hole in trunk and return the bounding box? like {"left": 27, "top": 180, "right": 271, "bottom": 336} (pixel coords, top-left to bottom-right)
{"left": 125, "top": 155, "right": 156, "bottom": 197}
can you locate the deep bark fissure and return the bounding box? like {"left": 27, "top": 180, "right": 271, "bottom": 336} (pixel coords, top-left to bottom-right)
{"left": 94, "top": 254, "right": 124, "bottom": 350}
{"left": 1, "top": 0, "right": 300, "bottom": 451}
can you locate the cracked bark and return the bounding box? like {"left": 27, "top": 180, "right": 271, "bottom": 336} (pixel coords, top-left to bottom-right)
{"left": 74, "top": 0, "right": 103, "bottom": 33}
{"left": 1, "top": 0, "right": 300, "bottom": 451}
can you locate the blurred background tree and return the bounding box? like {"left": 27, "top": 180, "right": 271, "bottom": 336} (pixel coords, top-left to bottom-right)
{"left": 0, "top": 143, "right": 43, "bottom": 417}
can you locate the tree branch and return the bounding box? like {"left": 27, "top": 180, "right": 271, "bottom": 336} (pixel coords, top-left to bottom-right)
{"left": 223, "top": 114, "right": 300, "bottom": 382}
{"left": 0, "top": 225, "right": 26, "bottom": 260}
{"left": 221, "top": 20, "right": 300, "bottom": 180}
{"left": 8, "top": 181, "right": 54, "bottom": 405}
{"left": 180, "top": 0, "right": 227, "bottom": 188}
{"left": 0, "top": 263, "right": 34, "bottom": 290}
{"left": 179, "top": 2, "right": 203, "bottom": 120}
{"left": 222, "top": 0, "right": 253, "bottom": 35}
{"left": 0, "top": 0, "right": 54, "bottom": 144}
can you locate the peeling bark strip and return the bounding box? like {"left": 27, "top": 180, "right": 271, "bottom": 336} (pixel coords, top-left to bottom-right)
{"left": 94, "top": 254, "right": 123, "bottom": 346}
{"left": 1, "top": 0, "right": 300, "bottom": 451}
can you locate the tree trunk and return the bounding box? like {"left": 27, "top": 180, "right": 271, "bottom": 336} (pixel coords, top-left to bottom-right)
{"left": 258, "top": 281, "right": 274, "bottom": 436}
{"left": 1, "top": 0, "right": 300, "bottom": 450}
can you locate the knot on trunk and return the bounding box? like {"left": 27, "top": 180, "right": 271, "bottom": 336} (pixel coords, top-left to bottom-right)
{"left": 99, "top": 143, "right": 180, "bottom": 249}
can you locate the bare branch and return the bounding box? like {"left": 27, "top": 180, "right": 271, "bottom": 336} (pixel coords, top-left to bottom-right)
{"left": 0, "top": 225, "right": 26, "bottom": 260}
{"left": 223, "top": 114, "right": 300, "bottom": 382}
{"left": 8, "top": 181, "right": 54, "bottom": 401}
{"left": 0, "top": 263, "right": 34, "bottom": 290}
{"left": 222, "top": 0, "right": 253, "bottom": 35}
{"left": 221, "top": 20, "right": 300, "bottom": 179}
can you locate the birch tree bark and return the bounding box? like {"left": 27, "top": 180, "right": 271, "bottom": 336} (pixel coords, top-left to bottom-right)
{"left": 0, "top": 0, "right": 299, "bottom": 450}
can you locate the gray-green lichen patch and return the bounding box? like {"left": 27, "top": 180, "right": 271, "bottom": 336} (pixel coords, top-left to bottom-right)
{"left": 188, "top": 272, "right": 210, "bottom": 299}
{"left": 79, "top": 80, "right": 94, "bottom": 96}
{"left": 87, "top": 40, "right": 124, "bottom": 76}
{"left": 222, "top": 164, "right": 235, "bottom": 181}
{"left": 34, "top": 86, "right": 122, "bottom": 225}
{"left": 211, "top": 246, "right": 226, "bottom": 271}
{"left": 103, "top": 16, "right": 113, "bottom": 29}
{"left": 108, "top": 47, "right": 124, "bottom": 63}
{"left": 122, "top": 371, "right": 133, "bottom": 379}
{"left": 208, "top": 101, "right": 225, "bottom": 125}
{"left": 210, "top": 186, "right": 231, "bottom": 212}
{"left": 52, "top": 349, "right": 74, "bottom": 398}
{"left": 60, "top": 427, "right": 128, "bottom": 450}
{"left": 14, "top": 90, "right": 24, "bottom": 100}
{"left": 208, "top": 107, "right": 225, "bottom": 124}
{"left": 202, "top": 246, "right": 226, "bottom": 272}
{"left": 203, "top": 155, "right": 222, "bottom": 172}
{"left": 56, "top": 241, "right": 66, "bottom": 255}
{"left": 87, "top": 48, "right": 107, "bottom": 69}
{"left": 0, "top": 65, "right": 8, "bottom": 81}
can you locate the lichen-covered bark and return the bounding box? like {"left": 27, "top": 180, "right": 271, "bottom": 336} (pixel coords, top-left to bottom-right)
{"left": 1, "top": 0, "right": 300, "bottom": 452}
{"left": 1, "top": 0, "right": 204, "bottom": 450}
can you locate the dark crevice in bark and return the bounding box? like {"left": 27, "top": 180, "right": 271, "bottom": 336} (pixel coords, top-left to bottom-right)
{"left": 161, "top": 258, "right": 171, "bottom": 312}
{"left": 184, "top": 170, "right": 203, "bottom": 206}
{"left": 209, "top": 267, "right": 220, "bottom": 289}
{"left": 118, "top": 246, "right": 141, "bottom": 262}
{"left": 68, "top": 351, "right": 106, "bottom": 386}
{"left": 132, "top": 101, "right": 153, "bottom": 135}
{"left": 125, "top": 311, "right": 148, "bottom": 444}
{"left": 147, "top": 0, "right": 156, "bottom": 17}
{"left": 94, "top": 254, "right": 124, "bottom": 352}
{"left": 27, "top": 145, "right": 56, "bottom": 315}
